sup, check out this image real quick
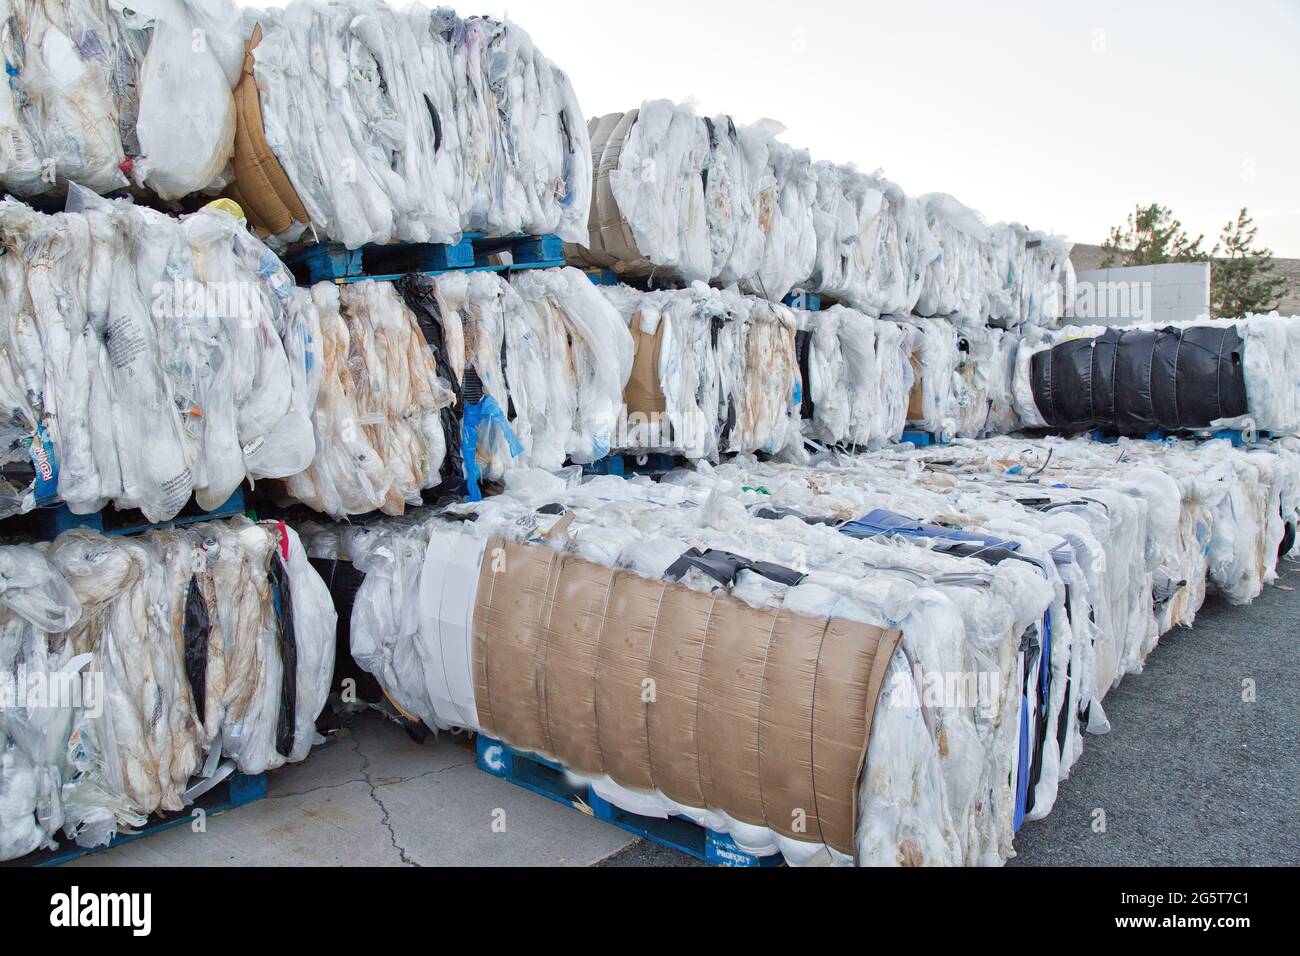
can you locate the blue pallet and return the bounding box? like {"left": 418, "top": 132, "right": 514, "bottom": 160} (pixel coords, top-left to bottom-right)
{"left": 476, "top": 735, "right": 782, "bottom": 867}
{"left": 4, "top": 771, "right": 268, "bottom": 867}
{"left": 36, "top": 487, "right": 248, "bottom": 539}
{"left": 582, "top": 452, "right": 679, "bottom": 478}
{"left": 1088, "top": 427, "right": 1273, "bottom": 448}
{"left": 286, "top": 233, "right": 564, "bottom": 285}
{"left": 584, "top": 268, "right": 620, "bottom": 287}
{"left": 900, "top": 429, "right": 945, "bottom": 448}
{"left": 783, "top": 290, "right": 821, "bottom": 311}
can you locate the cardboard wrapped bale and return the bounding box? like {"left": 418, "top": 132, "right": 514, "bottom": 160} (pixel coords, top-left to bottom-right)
{"left": 472, "top": 537, "right": 902, "bottom": 856}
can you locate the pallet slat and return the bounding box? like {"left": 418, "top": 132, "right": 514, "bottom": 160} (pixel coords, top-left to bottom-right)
{"left": 31, "top": 487, "right": 249, "bottom": 540}
{"left": 582, "top": 452, "right": 679, "bottom": 477}
{"left": 1088, "top": 427, "right": 1272, "bottom": 447}
{"left": 901, "top": 429, "right": 946, "bottom": 448}
{"left": 475, "top": 735, "right": 782, "bottom": 867}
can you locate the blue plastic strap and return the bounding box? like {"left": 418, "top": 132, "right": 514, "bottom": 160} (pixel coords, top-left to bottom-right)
{"left": 1014, "top": 690, "right": 1030, "bottom": 833}
{"left": 461, "top": 397, "right": 523, "bottom": 502}
{"left": 840, "top": 508, "right": 1021, "bottom": 551}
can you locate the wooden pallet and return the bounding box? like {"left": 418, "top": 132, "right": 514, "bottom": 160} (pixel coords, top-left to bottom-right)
{"left": 476, "top": 735, "right": 783, "bottom": 867}
{"left": 4, "top": 769, "right": 268, "bottom": 867}
{"left": 286, "top": 233, "right": 565, "bottom": 285}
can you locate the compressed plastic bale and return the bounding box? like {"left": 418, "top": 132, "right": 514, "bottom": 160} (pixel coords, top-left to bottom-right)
{"left": 467, "top": 536, "right": 902, "bottom": 858}
{"left": 415, "top": 270, "right": 526, "bottom": 486}
{"left": 227, "top": 23, "right": 312, "bottom": 237}
{"left": 2, "top": 516, "right": 335, "bottom": 858}
{"left": 706, "top": 115, "right": 759, "bottom": 283}
{"left": 873, "top": 321, "right": 914, "bottom": 443}
{"left": 242, "top": 2, "right": 588, "bottom": 249}
{"left": 1023, "top": 322, "right": 1252, "bottom": 436}
{"left": 0, "top": 190, "right": 319, "bottom": 521}
{"left": 0, "top": 0, "right": 135, "bottom": 195}
{"left": 600, "top": 282, "right": 728, "bottom": 459}
{"left": 608, "top": 99, "right": 712, "bottom": 283}
{"left": 808, "top": 165, "right": 937, "bottom": 318}
{"left": 717, "top": 292, "right": 803, "bottom": 457}
{"left": 915, "top": 194, "right": 992, "bottom": 323}
{"left": 509, "top": 268, "right": 633, "bottom": 465}
{"left": 336, "top": 476, "right": 1043, "bottom": 865}
{"left": 741, "top": 134, "right": 817, "bottom": 303}
{"left": 901, "top": 320, "right": 960, "bottom": 436}
{"left": 284, "top": 283, "right": 388, "bottom": 518}
{"left": 588, "top": 110, "right": 647, "bottom": 267}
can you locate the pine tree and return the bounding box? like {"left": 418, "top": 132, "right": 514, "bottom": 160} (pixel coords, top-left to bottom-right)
{"left": 1210, "top": 208, "right": 1285, "bottom": 317}
{"left": 1100, "top": 203, "right": 1205, "bottom": 268}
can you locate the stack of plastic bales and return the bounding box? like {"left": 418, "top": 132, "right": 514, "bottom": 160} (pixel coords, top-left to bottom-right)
{"left": 569, "top": 99, "right": 1074, "bottom": 328}
{"left": 0, "top": 518, "right": 335, "bottom": 861}
{"left": 309, "top": 427, "right": 1298, "bottom": 865}
{"left": 596, "top": 281, "right": 992, "bottom": 459}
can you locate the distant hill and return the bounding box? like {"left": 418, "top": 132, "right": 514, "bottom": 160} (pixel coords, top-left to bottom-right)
{"left": 1070, "top": 243, "right": 1300, "bottom": 315}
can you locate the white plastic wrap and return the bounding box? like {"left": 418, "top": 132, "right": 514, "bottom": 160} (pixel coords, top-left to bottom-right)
{"left": 509, "top": 268, "right": 634, "bottom": 465}
{"left": 0, "top": 545, "right": 84, "bottom": 860}
{"left": 116, "top": 0, "right": 238, "bottom": 199}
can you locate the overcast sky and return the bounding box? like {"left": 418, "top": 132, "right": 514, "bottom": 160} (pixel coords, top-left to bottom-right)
{"left": 245, "top": 0, "right": 1300, "bottom": 256}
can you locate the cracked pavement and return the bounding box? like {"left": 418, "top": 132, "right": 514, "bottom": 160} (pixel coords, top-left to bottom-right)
{"left": 66, "top": 713, "right": 632, "bottom": 867}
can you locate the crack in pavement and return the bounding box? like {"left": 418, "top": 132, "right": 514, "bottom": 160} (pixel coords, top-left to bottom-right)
{"left": 269, "top": 755, "right": 474, "bottom": 800}
{"left": 352, "top": 731, "right": 421, "bottom": 867}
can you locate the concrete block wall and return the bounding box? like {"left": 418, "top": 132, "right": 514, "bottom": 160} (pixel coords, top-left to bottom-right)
{"left": 1068, "top": 261, "right": 1211, "bottom": 327}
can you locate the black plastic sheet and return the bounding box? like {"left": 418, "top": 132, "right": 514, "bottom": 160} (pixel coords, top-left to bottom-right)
{"left": 270, "top": 554, "right": 298, "bottom": 759}
{"left": 182, "top": 576, "right": 209, "bottom": 726}
{"left": 1031, "top": 325, "right": 1248, "bottom": 435}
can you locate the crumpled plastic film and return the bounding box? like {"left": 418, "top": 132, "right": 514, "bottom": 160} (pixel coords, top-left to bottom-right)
{"left": 284, "top": 280, "right": 454, "bottom": 518}
{"left": 509, "top": 268, "right": 634, "bottom": 465}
